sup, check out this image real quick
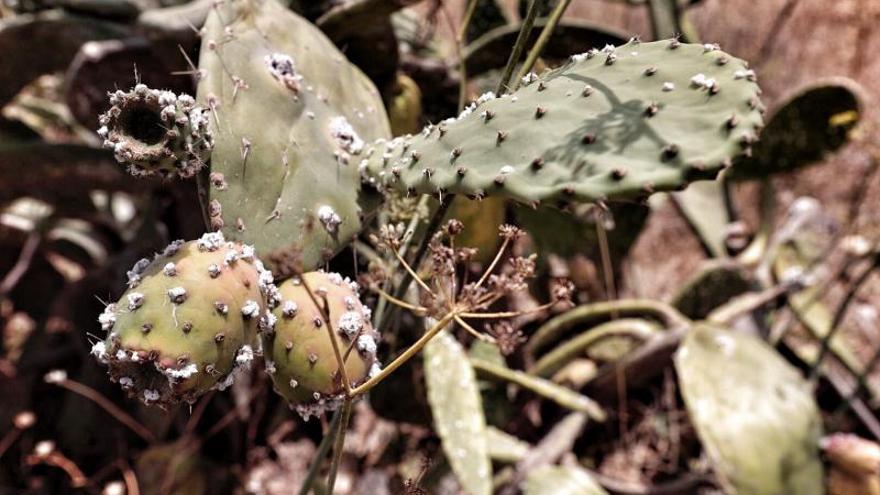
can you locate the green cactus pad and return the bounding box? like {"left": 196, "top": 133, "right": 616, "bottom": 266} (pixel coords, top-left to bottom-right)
{"left": 360, "top": 39, "right": 763, "bottom": 204}
{"left": 675, "top": 324, "right": 824, "bottom": 494}
{"left": 92, "top": 232, "right": 278, "bottom": 407}
{"left": 263, "top": 271, "right": 380, "bottom": 419}
{"left": 728, "top": 77, "right": 863, "bottom": 180}
{"left": 98, "top": 85, "right": 213, "bottom": 179}
{"left": 197, "top": 0, "right": 391, "bottom": 273}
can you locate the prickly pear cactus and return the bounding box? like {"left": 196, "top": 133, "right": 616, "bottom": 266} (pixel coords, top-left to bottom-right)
{"left": 675, "top": 324, "right": 824, "bottom": 494}
{"left": 98, "top": 85, "right": 213, "bottom": 179}
{"left": 262, "top": 271, "right": 380, "bottom": 419}
{"left": 360, "top": 39, "right": 763, "bottom": 204}
{"left": 91, "top": 232, "right": 278, "bottom": 406}
{"left": 197, "top": 0, "right": 391, "bottom": 273}
{"left": 728, "top": 78, "right": 863, "bottom": 180}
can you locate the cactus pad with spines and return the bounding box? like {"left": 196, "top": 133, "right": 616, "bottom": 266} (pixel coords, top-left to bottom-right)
{"left": 263, "top": 271, "right": 380, "bottom": 419}
{"left": 197, "top": 0, "right": 391, "bottom": 274}
{"left": 360, "top": 39, "right": 763, "bottom": 204}
{"left": 98, "top": 84, "right": 213, "bottom": 179}
{"left": 91, "top": 232, "right": 278, "bottom": 407}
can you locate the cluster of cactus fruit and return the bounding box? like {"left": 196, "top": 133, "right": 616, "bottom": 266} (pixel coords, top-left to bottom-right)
{"left": 91, "top": 231, "right": 379, "bottom": 417}
{"left": 91, "top": 0, "right": 764, "bottom": 417}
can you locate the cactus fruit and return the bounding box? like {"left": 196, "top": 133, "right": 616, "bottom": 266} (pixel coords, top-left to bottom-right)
{"left": 98, "top": 84, "right": 213, "bottom": 179}
{"left": 196, "top": 0, "right": 390, "bottom": 273}
{"left": 262, "top": 271, "right": 380, "bottom": 419}
{"left": 91, "top": 232, "right": 278, "bottom": 406}
{"left": 360, "top": 39, "right": 763, "bottom": 205}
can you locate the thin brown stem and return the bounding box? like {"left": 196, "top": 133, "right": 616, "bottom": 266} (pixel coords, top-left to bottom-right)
{"left": 809, "top": 254, "right": 879, "bottom": 382}
{"left": 0, "top": 429, "right": 22, "bottom": 459}
{"left": 203, "top": 408, "right": 238, "bottom": 440}
{"left": 373, "top": 286, "right": 428, "bottom": 314}
{"left": 454, "top": 314, "right": 498, "bottom": 344}
{"left": 457, "top": 0, "right": 480, "bottom": 42}
{"left": 299, "top": 277, "right": 352, "bottom": 394}
{"left": 326, "top": 398, "right": 353, "bottom": 494}
{"left": 350, "top": 313, "right": 455, "bottom": 395}
{"left": 385, "top": 197, "right": 455, "bottom": 324}
{"left": 391, "top": 247, "right": 435, "bottom": 296}
{"left": 298, "top": 408, "right": 344, "bottom": 495}
{"left": 459, "top": 300, "right": 559, "bottom": 320}
{"left": 0, "top": 231, "right": 40, "bottom": 298}
{"left": 183, "top": 392, "right": 214, "bottom": 436}
{"left": 474, "top": 237, "right": 511, "bottom": 289}
{"left": 27, "top": 451, "right": 87, "bottom": 488}
{"left": 53, "top": 379, "right": 155, "bottom": 443}
{"left": 119, "top": 460, "right": 140, "bottom": 495}
{"left": 596, "top": 219, "right": 618, "bottom": 318}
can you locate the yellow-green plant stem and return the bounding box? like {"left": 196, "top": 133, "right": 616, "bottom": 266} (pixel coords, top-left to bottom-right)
{"left": 350, "top": 313, "right": 456, "bottom": 395}
{"left": 529, "top": 318, "right": 661, "bottom": 377}
{"left": 526, "top": 299, "right": 689, "bottom": 359}
{"left": 513, "top": 0, "right": 573, "bottom": 89}
{"left": 471, "top": 358, "right": 606, "bottom": 421}
{"left": 495, "top": 0, "right": 541, "bottom": 94}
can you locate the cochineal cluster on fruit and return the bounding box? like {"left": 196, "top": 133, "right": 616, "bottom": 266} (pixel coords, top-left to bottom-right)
{"left": 263, "top": 271, "right": 381, "bottom": 420}
{"left": 91, "top": 232, "right": 278, "bottom": 407}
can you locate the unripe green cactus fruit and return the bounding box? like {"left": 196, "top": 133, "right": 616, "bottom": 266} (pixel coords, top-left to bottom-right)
{"left": 91, "top": 232, "right": 278, "bottom": 407}
{"left": 98, "top": 84, "right": 213, "bottom": 179}
{"left": 262, "top": 271, "right": 380, "bottom": 419}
